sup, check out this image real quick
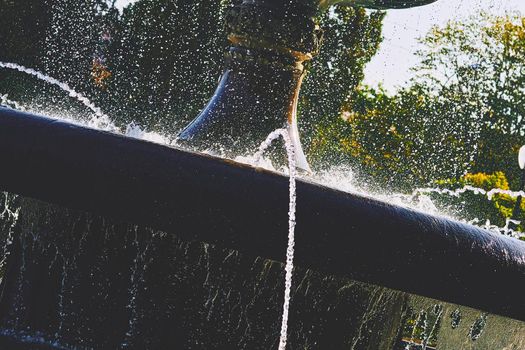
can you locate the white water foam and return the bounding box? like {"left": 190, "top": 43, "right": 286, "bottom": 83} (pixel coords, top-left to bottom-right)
{"left": 252, "top": 128, "right": 297, "bottom": 350}
{"left": 411, "top": 186, "right": 525, "bottom": 238}
{"left": 0, "top": 94, "right": 26, "bottom": 111}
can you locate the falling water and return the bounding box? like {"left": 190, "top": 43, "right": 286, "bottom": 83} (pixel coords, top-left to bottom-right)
{"left": 422, "top": 306, "right": 443, "bottom": 350}
{"left": 252, "top": 128, "right": 297, "bottom": 350}
{"left": 405, "top": 311, "right": 425, "bottom": 350}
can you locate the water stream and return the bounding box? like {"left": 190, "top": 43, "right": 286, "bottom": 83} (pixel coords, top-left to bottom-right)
{"left": 253, "top": 128, "right": 297, "bottom": 350}
{"left": 412, "top": 186, "right": 525, "bottom": 201}
{"left": 0, "top": 61, "right": 115, "bottom": 130}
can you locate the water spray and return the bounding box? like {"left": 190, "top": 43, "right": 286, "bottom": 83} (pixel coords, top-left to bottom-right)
{"left": 254, "top": 128, "right": 297, "bottom": 350}
{"left": 0, "top": 61, "right": 115, "bottom": 130}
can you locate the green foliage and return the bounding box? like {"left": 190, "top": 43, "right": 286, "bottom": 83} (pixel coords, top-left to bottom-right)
{"left": 459, "top": 172, "right": 510, "bottom": 191}
{"left": 310, "top": 12, "right": 525, "bottom": 194}
{"left": 416, "top": 13, "right": 525, "bottom": 187}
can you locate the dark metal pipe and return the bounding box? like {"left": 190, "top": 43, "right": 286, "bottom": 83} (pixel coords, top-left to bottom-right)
{"left": 1, "top": 107, "right": 525, "bottom": 322}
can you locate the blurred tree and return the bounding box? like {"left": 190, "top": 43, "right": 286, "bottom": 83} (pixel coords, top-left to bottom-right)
{"left": 314, "top": 13, "right": 525, "bottom": 191}
{"left": 415, "top": 13, "right": 525, "bottom": 187}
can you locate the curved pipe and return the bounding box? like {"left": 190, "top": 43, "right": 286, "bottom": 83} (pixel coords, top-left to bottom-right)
{"left": 0, "top": 107, "right": 525, "bottom": 322}
{"left": 322, "top": 0, "right": 438, "bottom": 10}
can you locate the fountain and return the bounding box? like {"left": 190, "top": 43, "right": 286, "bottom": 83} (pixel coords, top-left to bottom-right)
{"left": 2, "top": 0, "right": 525, "bottom": 349}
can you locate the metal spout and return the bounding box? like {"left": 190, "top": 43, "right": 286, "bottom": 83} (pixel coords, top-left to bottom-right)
{"left": 178, "top": 0, "right": 438, "bottom": 171}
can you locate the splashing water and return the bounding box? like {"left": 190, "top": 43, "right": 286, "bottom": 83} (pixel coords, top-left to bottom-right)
{"left": 409, "top": 186, "right": 525, "bottom": 238}
{"left": 125, "top": 122, "right": 172, "bottom": 144}
{"left": 0, "top": 61, "right": 116, "bottom": 130}
{"left": 475, "top": 218, "right": 524, "bottom": 239}
{"left": 3, "top": 61, "right": 523, "bottom": 254}
{"left": 253, "top": 128, "right": 296, "bottom": 350}
{"left": 412, "top": 185, "right": 525, "bottom": 201}
{"left": 239, "top": 149, "right": 525, "bottom": 243}
{"left": 5, "top": 62, "right": 520, "bottom": 241}
{"left": 0, "top": 94, "right": 26, "bottom": 111}
{"left": 0, "top": 61, "right": 172, "bottom": 144}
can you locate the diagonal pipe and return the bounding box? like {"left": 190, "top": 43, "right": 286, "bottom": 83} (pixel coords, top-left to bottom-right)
{"left": 0, "top": 107, "right": 524, "bottom": 322}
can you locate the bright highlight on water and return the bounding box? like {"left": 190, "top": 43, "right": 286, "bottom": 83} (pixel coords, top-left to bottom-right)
{"left": 0, "top": 94, "right": 25, "bottom": 111}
